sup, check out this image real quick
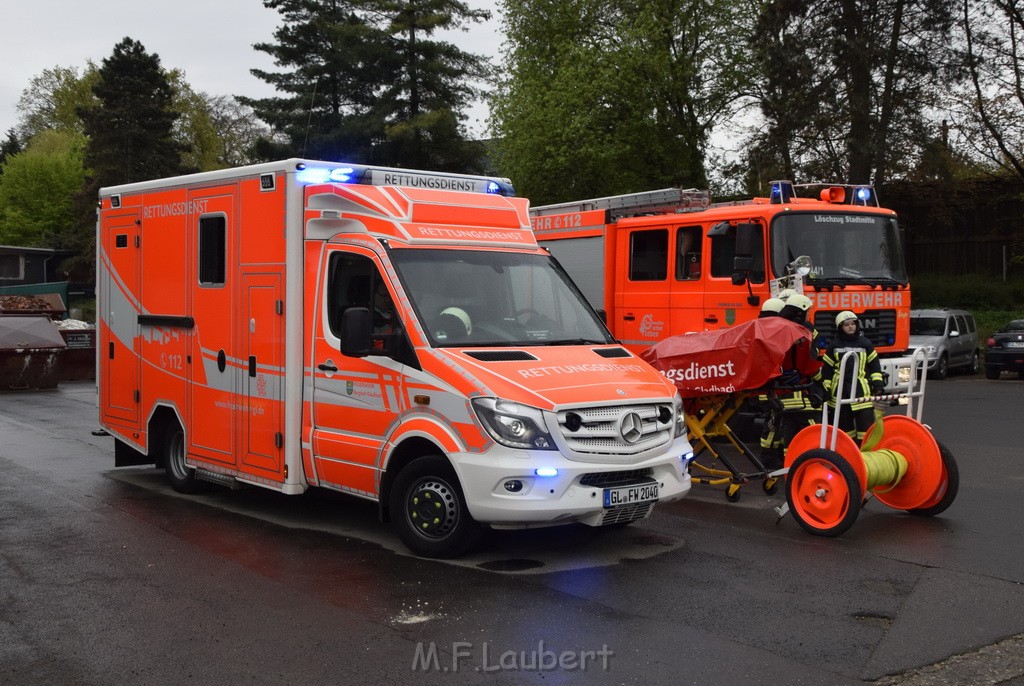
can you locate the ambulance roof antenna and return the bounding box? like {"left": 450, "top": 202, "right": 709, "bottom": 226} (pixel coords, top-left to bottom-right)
{"left": 302, "top": 79, "right": 319, "bottom": 158}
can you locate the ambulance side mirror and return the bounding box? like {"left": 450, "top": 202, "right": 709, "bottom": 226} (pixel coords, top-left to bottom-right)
{"left": 340, "top": 307, "right": 373, "bottom": 357}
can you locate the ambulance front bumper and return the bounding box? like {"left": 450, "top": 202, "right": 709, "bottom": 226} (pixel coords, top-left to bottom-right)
{"left": 450, "top": 435, "right": 693, "bottom": 528}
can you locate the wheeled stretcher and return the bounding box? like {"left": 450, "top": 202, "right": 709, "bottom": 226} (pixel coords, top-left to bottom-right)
{"left": 643, "top": 320, "right": 959, "bottom": 535}
{"left": 642, "top": 317, "right": 821, "bottom": 502}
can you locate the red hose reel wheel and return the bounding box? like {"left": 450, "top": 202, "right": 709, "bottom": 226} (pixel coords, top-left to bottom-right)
{"left": 786, "top": 424, "right": 868, "bottom": 493}
{"left": 785, "top": 448, "right": 863, "bottom": 537}
{"left": 861, "top": 415, "right": 945, "bottom": 511}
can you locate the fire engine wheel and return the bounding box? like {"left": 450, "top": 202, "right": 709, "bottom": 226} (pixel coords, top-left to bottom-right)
{"left": 163, "top": 423, "right": 202, "bottom": 494}
{"left": 907, "top": 441, "right": 959, "bottom": 517}
{"left": 390, "top": 456, "right": 482, "bottom": 559}
{"left": 785, "top": 449, "right": 862, "bottom": 537}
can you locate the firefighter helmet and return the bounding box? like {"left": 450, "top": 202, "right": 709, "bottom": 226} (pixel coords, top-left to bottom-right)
{"left": 439, "top": 306, "right": 472, "bottom": 336}
{"left": 760, "top": 298, "right": 785, "bottom": 316}
{"left": 777, "top": 288, "right": 797, "bottom": 301}
{"left": 787, "top": 293, "right": 813, "bottom": 312}
{"left": 835, "top": 310, "right": 858, "bottom": 327}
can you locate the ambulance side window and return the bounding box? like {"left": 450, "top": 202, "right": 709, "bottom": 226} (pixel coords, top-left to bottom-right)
{"left": 629, "top": 229, "right": 668, "bottom": 281}
{"left": 675, "top": 226, "right": 702, "bottom": 280}
{"left": 325, "top": 253, "right": 414, "bottom": 364}
{"left": 198, "top": 215, "right": 226, "bottom": 285}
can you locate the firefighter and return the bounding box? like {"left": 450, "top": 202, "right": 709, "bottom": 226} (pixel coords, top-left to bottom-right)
{"left": 774, "top": 293, "right": 824, "bottom": 451}
{"left": 822, "top": 310, "right": 885, "bottom": 441}
{"left": 758, "top": 298, "right": 787, "bottom": 466}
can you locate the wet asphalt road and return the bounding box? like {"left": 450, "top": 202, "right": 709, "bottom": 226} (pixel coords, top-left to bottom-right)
{"left": 1, "top": 374, "right": 1022, "bottom": 685}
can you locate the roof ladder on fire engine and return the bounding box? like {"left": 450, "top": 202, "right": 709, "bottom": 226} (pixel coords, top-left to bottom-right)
{"left": 530, "top": 188, "right": 711, "bottom": 221}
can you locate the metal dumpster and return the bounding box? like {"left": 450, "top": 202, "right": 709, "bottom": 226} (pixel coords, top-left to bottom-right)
{"left": 54, "top": 320, "right": 96, "bottom": 381}
{"left": 0, "top": 316, "right": 67, "bottom": 390}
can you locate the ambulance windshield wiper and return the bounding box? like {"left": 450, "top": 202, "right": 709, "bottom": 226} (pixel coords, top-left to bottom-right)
{"left": 541, "top": 338, "right": 608, "bottom": 345}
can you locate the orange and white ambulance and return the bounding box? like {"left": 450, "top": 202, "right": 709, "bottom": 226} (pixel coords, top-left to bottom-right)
{"left": 97, "top": 159, "right": 693, "bottom": 558}
{"left": 530, "top": 182, "right": 917, "bottom": 391}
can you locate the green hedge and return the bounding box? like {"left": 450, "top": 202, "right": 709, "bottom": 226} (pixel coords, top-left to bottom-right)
{"left": 911, "top": 273, "right": 1024, "bottom": 341}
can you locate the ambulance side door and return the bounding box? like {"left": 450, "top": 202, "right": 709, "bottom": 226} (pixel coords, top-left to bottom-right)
{"left": 614, "top": 226, "right": 671, "bottom": 349}
{"left": 309, "top": 247, "right": 409, "bottom": 496}
{"left": 99, "top": 211, "right": 141, "bottom": 426}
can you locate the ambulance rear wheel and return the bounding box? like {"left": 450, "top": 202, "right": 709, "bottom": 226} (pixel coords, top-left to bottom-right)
{"left": 164, "top": 423, "right": 201, "bottom": 494}
{"left": 390, "top": 455, "right": 481, "bottom": 559}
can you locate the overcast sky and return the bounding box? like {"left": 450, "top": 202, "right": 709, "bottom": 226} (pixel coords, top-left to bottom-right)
{"left": 0, "top": 0, "right": 502, "bottom": 144}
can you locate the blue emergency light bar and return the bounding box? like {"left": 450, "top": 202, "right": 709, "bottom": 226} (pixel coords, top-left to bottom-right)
{"left": 294, "top": 161, "right": 516, "bottom": 196}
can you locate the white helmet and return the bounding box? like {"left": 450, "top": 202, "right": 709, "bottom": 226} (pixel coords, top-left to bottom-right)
{"left": 440, "top": 306, "right": 472, "bottom": 335}
{"left": 777, "top": 288, "right": 797, "bottom": 302}
{"left": 760, "top": 298, "right": 785, "bottom": 315}
{"left": 787, "top": 293, "right": 813, "bottom": 312}
{"left": 835, "top": 310, "right": 858, "bottom": 327}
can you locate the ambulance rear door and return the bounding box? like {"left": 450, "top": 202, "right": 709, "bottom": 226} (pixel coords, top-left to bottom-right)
{"left": 100, "top": 210, "right": 142, "bottom": 426}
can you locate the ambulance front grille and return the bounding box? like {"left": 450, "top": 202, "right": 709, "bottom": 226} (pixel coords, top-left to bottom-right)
{"left": 556, "top": 403, "right": 674, "bottom": 461}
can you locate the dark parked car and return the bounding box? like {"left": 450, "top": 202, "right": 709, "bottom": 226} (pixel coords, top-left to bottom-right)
{"left": 985, "top": 319, "right": 1024, "bottom": 379}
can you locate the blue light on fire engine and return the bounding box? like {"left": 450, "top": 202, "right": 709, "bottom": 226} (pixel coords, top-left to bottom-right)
{"left": 856, "top": 187, "right": 872, "bottom": 203}
{"left": 535, "top": 467, "right": 558, "bottom": 477}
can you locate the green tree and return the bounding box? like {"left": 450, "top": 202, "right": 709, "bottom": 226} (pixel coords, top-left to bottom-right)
{"left": 0, "top": 130, "right": 86, "bottom": 247}
{"left": 79, "top": 38, "right": 188, "bottom": 186}
{"left": 15, "top": 64, "right": 99, "bottom": 141}
{"left": 65, "top": 37, "right": 187, "bottom": 281}
{"left": 242, "top": 0, "right": 401, "bottom": 161}
{"left": 0, "top": 129, "right": 23, "bottom": 174}
{"left": 492, "top": 0, "right": 754, "bottom": 204}
{"left": 373, "top": 0, "right": 492, "bottom": 170}
{"left": 243, "top": 0, "right": 491, "bottom": 169}
{"left": 952, "top": 0, "right": 1024, "bottom": 180}
{"left": 747, "top": 0, "right": 957, "bottom": 187}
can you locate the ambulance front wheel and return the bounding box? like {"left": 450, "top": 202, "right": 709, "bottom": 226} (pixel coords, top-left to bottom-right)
{"left": 164, "top": 422, "right": 202, "bottom": 494}
{"left": 390, "top": 455, "right": 482, "bottom": 559}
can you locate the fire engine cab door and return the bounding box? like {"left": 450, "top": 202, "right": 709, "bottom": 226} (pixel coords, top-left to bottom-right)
{"left": 240, "top": 272, "right": 284, "bottom": 476}
{"left": 703, "top": 223, "right": 766, "bottom": 331}
{"left": 615, "top": 227, "right": 671, "bottom": 348}
{"left": 100, "top": 212, "right": 141, "bottom": 425}
{"left": 310, "top": 247, "right": 407, "bottom": 496}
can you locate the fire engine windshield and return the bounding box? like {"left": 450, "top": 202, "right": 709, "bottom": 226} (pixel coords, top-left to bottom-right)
{"left": 770, "top": 213, "right": 908, "bottom": 285}
{"left": 390, "top": 248, "right": 614, "bottom": 347}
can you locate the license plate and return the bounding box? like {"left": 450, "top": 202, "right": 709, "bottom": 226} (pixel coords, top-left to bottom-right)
{"left": 1006, "top": 341, "right": 1024, "bottom": 349}
{"left": 603, "top": 483, "right": 659, "bottom": 508}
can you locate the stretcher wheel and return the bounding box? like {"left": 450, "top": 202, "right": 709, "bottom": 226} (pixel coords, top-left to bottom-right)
{"left": 762, "top": 477, "right": 779, "bottom": 495}
{"left": 726, "top": 484, "right": 742, "bottom": 502}
{"left": 865, "top": 415, "right": 944, "bottom": 511}
{"left": 907, "top": 441, "right": 959, "bottom": 517}
{"left": 785, "top": 449, "right": 862, "bottom": 537}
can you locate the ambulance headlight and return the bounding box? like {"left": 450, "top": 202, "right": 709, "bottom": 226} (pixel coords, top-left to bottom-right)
{"left": 472, "top": 398, "right": 557, "bottom": 450}
{"left": 674, "top": 393, "right": 686, "bottom": 438}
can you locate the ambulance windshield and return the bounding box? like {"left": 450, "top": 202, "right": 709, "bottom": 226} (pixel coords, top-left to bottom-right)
{"left": 390, "top": 249, "right": 614, "bottom": 347}
{"left": 770, "top": 213, "right": 908, "bottom": 286}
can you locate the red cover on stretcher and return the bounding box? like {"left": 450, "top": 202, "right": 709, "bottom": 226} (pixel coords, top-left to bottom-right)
{"left": 640, "top": 318, "right": 821, "bottom": 397}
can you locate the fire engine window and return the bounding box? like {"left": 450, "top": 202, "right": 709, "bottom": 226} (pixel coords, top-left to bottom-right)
{"left": 710, "top": 228, "right": 765, "bottom": 283}
{"left": 629, "top": 229, "right": 668, "bottom": 281}
{"left": 198, "top": 216, "right": 226, "bottom": 285}
{"left": 675, "top": 226, "right": 702, "bottom": 280}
